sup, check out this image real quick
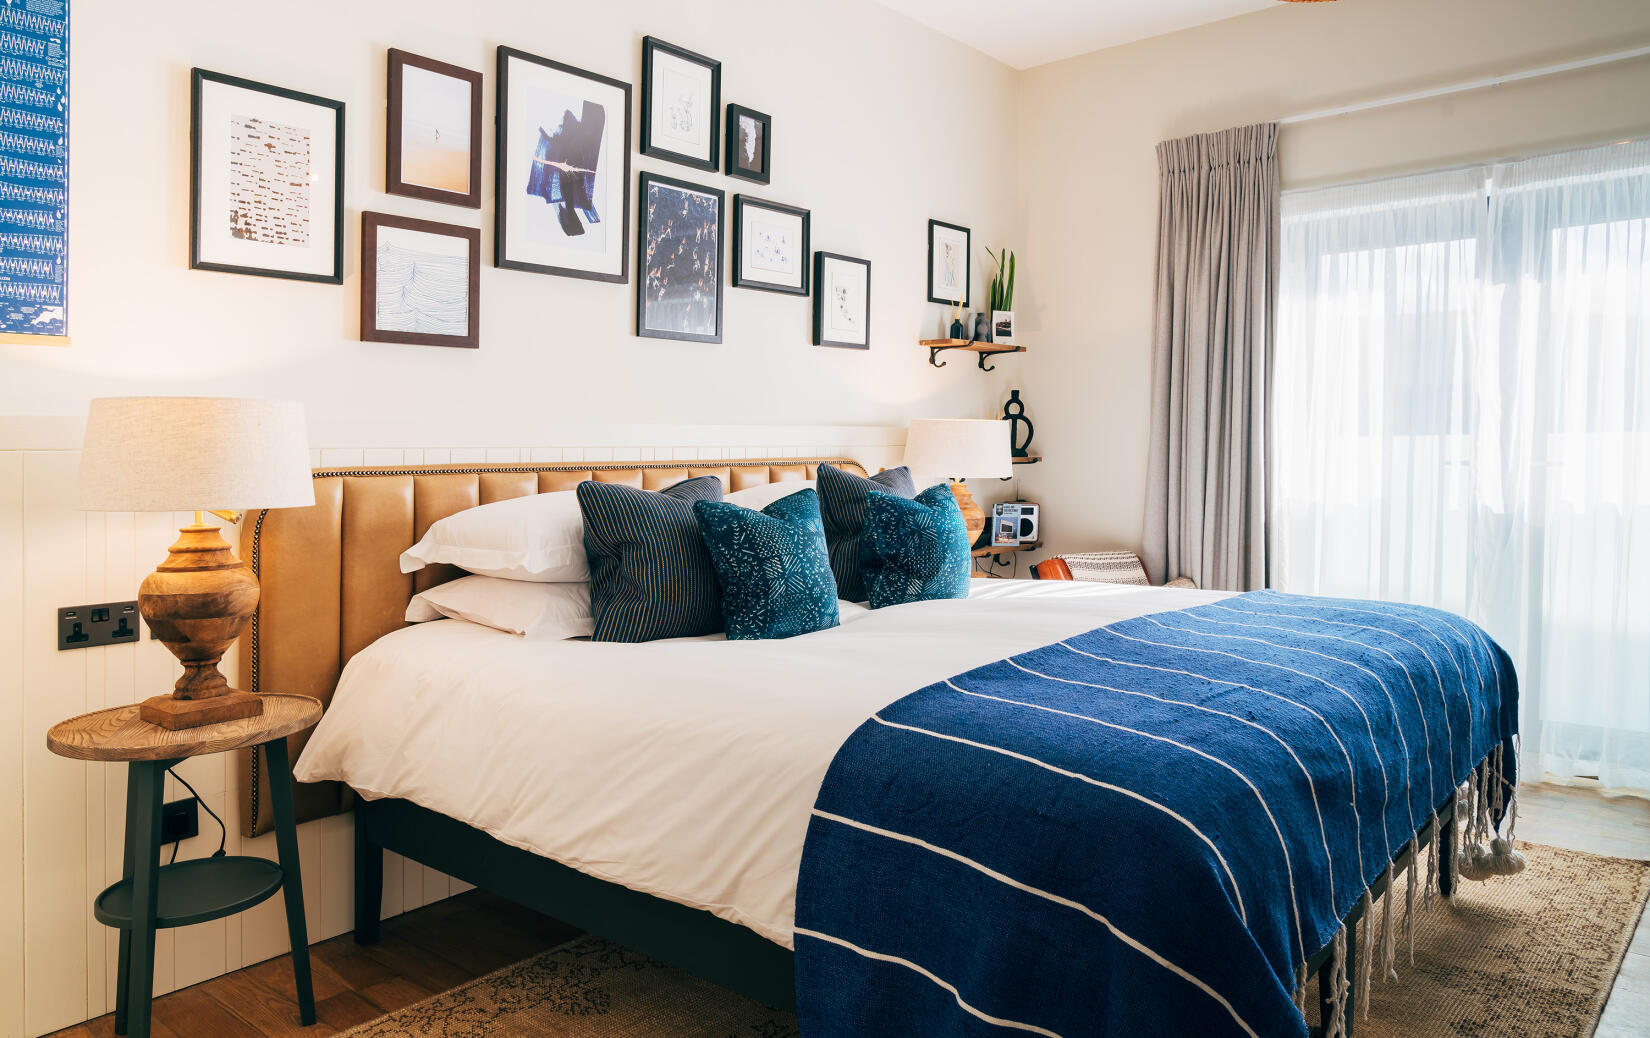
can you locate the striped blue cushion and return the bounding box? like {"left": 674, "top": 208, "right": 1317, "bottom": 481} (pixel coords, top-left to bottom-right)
{"left": 694, "top": 489, "right": 840, "bottom": 640}
{"left": 859, "top": 484, "right": 972, "bottom": 608}
{"left": 816, "top": 463, "right": 915, "bottom": 602}
{"left": 577, "top": 476, "right": 724, "bottom": 643}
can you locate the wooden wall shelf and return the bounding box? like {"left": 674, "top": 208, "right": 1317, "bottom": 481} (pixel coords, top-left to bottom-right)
{"left": 920, "top": 338, "right": 1027, "bottom": 371}
{"left": 971, "top": 540, "right": 1042, "bottom": 558}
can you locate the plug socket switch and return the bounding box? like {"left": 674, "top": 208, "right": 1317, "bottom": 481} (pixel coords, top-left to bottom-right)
{"left": 161, "top": 798, "right": 199, "bottom": 846}
{"left": 57, "top": 600, "right": 140, "bottom": 651}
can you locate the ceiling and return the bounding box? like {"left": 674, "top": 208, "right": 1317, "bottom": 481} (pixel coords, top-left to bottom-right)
{"left": 876, "top": 0, "right": 1278, "bottom": 70}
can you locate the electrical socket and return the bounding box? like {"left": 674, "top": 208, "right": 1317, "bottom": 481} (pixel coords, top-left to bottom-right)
{"left": 161, "top": 797, "right": 199, "bottom": 846}
{"left": 57, "top": 600, "right": 141, "bottom": 651}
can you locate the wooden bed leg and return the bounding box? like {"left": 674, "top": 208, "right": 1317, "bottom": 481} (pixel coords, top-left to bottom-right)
{"left": 355, "top": 802, "right": 383, "bottom": 945}
{"left": 1438, "top": 801, "right": 1456, "bottom": 900}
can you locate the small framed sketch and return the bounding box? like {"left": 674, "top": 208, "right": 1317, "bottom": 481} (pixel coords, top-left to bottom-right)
{"left": 927, "top": 219, "right": 969, "bottom": 306}
{"left": 813, "top": 252, "right": 871, "bottom": 350}
{"left": 992, "top": 310, "right": 1017, "bottom": 346}
{"left": 732, "top": 196, "right": 808, "bottom": 295}
{"left": 637, "top": 172, "right": 723, "bottom": 343}
{"left": 190, "top": 69, "right": 343, "bottom": 283}
{"left": 360, "top": 212, "right": 480, "bottom": 349}
{"left": 496, "top": 46, "right": 631, "bottom": 282}
{"left": 387, "top": 49, "right": 482, "bottom": 208}
{"left": 641, "top": 37, "right": 720, "bottom": 172}
{"left": 726, "top": 104, "right": 770, "bottom": 184}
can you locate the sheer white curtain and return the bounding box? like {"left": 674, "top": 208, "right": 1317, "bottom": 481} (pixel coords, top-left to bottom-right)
{"left": 1272, "top": 140, "right": 1650, "bottom": 793}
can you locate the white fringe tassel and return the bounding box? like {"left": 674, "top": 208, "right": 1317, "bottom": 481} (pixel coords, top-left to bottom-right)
{"left": 1324, "top": 928, "right": 1351, "bottom": 1038}
{"left": 1456, "top": 754, "right": 1527, "bottom": 881}
{"left": 1357, "top": 890, "right": 1374, "bottom": 1019}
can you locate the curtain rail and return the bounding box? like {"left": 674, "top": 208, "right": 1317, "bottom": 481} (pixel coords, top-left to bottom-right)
{"left": 1280, "top": 44, "right": 1650, "bottom": 126}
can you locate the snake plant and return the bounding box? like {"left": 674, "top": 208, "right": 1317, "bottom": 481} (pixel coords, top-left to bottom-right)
{"left": 986, "top": 247, "right": 1015, "bottom": 312}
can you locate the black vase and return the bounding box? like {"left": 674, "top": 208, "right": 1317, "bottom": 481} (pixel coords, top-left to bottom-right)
{"left": 949, "top": 318, "right": 965, "bottom": 340}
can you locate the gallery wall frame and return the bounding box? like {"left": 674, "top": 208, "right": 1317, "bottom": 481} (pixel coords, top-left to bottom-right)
{"left": 927, "top": 218, "right": 970, "bottom": 307}
{"left": 0, "top": 0, "right": 69, "bottom": 344}
{"left": 386, "top": 49, "right": 483, "bottom": 209}
{"left": 732, "top": 195, "right": 808, "bottom": 296}
{"left": 360, "top": 211, "right": 480, "bottom": 349}
{"left": 640, "top": 36, "right": 721, "bottom": 173}
{"left": 813, "top": 251, "right": 871, "bottom": 350}
{"left": 637, "top": 170, "right": 724, "bottom": 344}
{"left": 495, "top": 45, "right": 631, "bottom": 282}
{"left": 725, "top": 103, "right": 770, "bottom": 185}
{"left": 190, "top": 68, "right": 344, "bottom": 283}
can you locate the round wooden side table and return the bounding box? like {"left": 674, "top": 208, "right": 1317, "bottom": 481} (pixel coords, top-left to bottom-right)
{"left": 47, "top": 694, "right": 323, "bottom": 1038}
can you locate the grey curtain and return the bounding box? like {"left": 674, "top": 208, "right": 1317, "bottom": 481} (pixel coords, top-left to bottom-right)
{"left": 1141, "top": 122, "right": 1279, "bottom": 591}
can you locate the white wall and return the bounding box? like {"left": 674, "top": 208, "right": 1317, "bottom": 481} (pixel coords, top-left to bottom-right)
{"left": 1012, "top": 0, "right": 1650, "bottom": 569}
{"left": 0, "top": 0, "right": 1022, "bottom": 1034}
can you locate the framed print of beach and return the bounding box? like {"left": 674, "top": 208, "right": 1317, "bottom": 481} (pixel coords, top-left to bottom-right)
{"left": 190, "top": 69, "right": 343, "bottom": 283}
{"left": 927, "top": 219, "right": 969, "bottom": 306}
{"left": 360, "top": 212, "right": 480, "bottom": 349}
{"left": 637, "top": 171, "right": 723, "bottom": 343}
{"left": 387, "top": 49, "right": 482, "bottom": 208}
{"left": 641, "top": 37, "right": 719, "bottom": 172}
{"left": 725, "top": 103, "right": 770, "bottom": 185}
{"left": 813, "top": 251, "right": 870, "bottom": 350}
{"left": 732, "top": 195, "right": 807, "bottom": 296}
{"left": 496, "top": 45, "right": 631, "bottom": 282}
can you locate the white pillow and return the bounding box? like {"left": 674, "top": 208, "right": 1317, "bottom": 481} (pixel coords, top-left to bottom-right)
{"left": 722, "top": 479, "right": 816, "bottom": 512}
{"left": 405, "top": 575, "right": 594, "bottom": 639}
{"left": 400, "top": 490, "right": 587, "bottom": 582}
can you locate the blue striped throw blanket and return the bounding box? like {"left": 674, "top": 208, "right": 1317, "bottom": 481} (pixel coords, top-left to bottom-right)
{"left": 795, "top": 591, "right": 1519, "bottom": 1037}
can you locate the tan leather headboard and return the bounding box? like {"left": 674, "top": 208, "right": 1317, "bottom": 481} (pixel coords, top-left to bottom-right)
{"left": 236, "top": 456, "right": 867, "bottom": 837}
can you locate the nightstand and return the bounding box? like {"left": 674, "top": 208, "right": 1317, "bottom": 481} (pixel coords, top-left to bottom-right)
{"left": 47, "top": 694, "right": 322, "bottom": 1038}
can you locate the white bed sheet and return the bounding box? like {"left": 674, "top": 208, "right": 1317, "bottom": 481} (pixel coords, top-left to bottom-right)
{"left": 294, "top": 580, "right": 1232, "bottom": 947}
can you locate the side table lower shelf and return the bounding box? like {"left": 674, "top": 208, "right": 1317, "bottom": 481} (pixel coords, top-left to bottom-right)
{"left": 94, "top": 856, "right": 285, "bottom": 929}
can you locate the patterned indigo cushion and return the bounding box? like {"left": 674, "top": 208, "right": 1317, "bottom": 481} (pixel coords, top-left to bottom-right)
{"left": 816, "top": 462, "right": 916, "bottom": 602}
{"left": 859, "top": 484, "right": 972, "bottom": 608}
{"left": 693, "top": 488, "right": 840, "bottom": 640}
{"left": 577, "top": 476, "right": 724, "bottom": 642}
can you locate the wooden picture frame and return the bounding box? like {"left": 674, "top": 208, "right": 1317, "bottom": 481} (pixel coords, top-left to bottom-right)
{"left": 360, "top": 211, "right": 480, "bottom": 349}
{"left": 641, "top": 37, "right": 720, "bottom": 172}
{"left": 813, "top": 251, "right": 871, "bottom": 350}
{"left": 637, "top": 171, "right": 724, "bottom": 344}
{"left": 927, "top": 219, "right": 970, "bottom": 306}
{"left": 725, "top": 104, "right": 771, "bottom": 185}
{"left": 386, "top": 49, "right": 483, "bottom": 208}
{"left": 190, "top": 69, "right": 344, "bottom": 283}
{"left": 495, "top": 46, "right": 631, "bottom": 283}
{"left": 732, "top": 195, "right": 808, "bottom": 296}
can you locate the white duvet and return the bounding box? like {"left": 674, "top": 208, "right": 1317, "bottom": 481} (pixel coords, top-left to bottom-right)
{"left": 295, "top": 579, "right": 1231, "bottom": 947}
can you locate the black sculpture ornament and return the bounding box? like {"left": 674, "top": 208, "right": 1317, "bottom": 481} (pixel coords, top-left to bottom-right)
{"left": 1002, "top": 390, "right": 1034, "bottom": 460}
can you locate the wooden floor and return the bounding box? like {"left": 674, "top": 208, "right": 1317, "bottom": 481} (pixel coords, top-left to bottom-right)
{"left": 47, "top": 783, "right": 1650, "bottom": 1038}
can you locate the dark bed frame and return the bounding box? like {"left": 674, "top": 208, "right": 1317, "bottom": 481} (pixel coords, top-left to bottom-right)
{"left": 353, "top": 771, "right": 1468, "bottom": 1034}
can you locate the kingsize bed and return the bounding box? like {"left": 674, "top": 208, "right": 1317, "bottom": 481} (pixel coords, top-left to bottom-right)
{"left": 241, "top": 458, "right": 1519, "bottom": 1037}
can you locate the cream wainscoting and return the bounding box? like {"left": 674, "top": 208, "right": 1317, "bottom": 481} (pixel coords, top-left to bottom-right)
{"left": 0, "top": 427, "right": 907, "bottom": 1038}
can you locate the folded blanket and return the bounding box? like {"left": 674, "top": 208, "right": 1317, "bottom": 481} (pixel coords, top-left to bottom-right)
{"left": 795, "top": 590, "right": 1519, "bottom": 1037}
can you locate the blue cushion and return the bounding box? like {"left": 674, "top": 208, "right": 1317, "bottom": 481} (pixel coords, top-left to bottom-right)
{"left": 816, "top": 463, "right": 916, "bottom": 602}
{"left": 859, "top": 484, "right": 972, "bottom": 608}
{"left": 693, "top": 488, "right": 840, "bottom": 641}
{"left": 577, "top": 476, "right": 724, "bottom": 642}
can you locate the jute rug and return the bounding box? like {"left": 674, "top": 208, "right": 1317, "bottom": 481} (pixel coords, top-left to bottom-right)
{"left": 343, "top": 843, "right": 1648, "bottom": 1038}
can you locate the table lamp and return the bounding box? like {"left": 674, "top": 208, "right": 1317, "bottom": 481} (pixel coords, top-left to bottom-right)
{"left": 902, "top": 418, "right": 1013, "bottom": 546}
{"left": 77, "top": 397, "right": 314, "bottom": 730}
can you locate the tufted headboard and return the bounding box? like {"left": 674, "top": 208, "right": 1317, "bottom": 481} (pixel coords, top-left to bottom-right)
{"left": 236, "top": 456, "right": 868, "bottom": 837}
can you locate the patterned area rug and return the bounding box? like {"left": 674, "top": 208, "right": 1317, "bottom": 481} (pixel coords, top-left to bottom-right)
{"left": 342, "top": 843, "right": 1648, "bottom": 1038}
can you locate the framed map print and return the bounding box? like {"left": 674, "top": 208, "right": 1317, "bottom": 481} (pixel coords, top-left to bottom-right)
{"left": 813, "top": 251, "right": 870, "bottom": 350}
{"left": 641, "top": 37, "right": 719, "bottom": 172}
{"left": 496, "top": 45, "right": 631, "bottom": 282}
{"left": 190, "top": 69, "right": 344, "bottom": 283}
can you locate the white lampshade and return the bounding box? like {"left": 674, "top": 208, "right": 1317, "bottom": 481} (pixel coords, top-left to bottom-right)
{"left": 902, "top": 419, "right": 1014, "bottom": 480}
{"left": 77, "top": 397, "right": 315, "bottom": 513}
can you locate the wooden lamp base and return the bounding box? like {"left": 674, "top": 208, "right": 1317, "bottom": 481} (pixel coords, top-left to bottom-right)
{"left": 949, "top": 480, "right": 987, "bottom": 548}
{"left": 137, "top": 520, "right": 264, "bottom": 731}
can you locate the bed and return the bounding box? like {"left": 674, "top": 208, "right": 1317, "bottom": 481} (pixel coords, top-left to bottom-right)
{"left": 242, "top": 459, "right": 1516, "bottom": 1037}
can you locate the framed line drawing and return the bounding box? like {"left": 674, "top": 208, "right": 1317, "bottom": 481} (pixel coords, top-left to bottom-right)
{"left": 641, "top": 36, "right": 720, "bottom": 172}
{"left": 732, "top": 195, "right": 808, "bottom": 296}
{"left": 360, "top": 211, "right": 480, "bottom": 349}
{"left": 387, "top": 49, "right": 482, "bottom": 208}
{"left": 813, "top": 251, "right": 870, "bottom": 350}
{"left": 495, "top": 45, "right": 631, "bottom": 282}
{"left": 927, "top": 219, "right": 970, "bottom": 306}
{"left": 190, "top": 68, "right": 344, "bottom": 283}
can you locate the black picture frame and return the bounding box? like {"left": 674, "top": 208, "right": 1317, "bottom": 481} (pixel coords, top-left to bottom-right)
{"left": 637, "top": 171, "right": 724, "bottom": 343}
{"left": 725, "top": 104, "right": 771, "bottom": 185}
{"left": 495, "top": 45, "right": 632, "bottom": 283}
{"left": 927, "top": 218, "right": 970, "bottom": 306}
{"left": 732, "top": 195, "right": 809, "bottom": 296}
{"left": 640, "top": 37, "right": 721, "bottom": 172}
{"left": 386, "top": 49, "right": 483, "bottom": 209}
{"left": 813, "top": 251, "right": 871, "bottom": 350}
{"left": 189, "top": 68, "right": 345, "bottom": 284}
{"left": 360, "top": 211, "right": 481, "bottom": 350}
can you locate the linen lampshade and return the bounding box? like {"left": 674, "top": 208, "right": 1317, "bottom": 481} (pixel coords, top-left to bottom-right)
{"left": 78, "top": 396, "right": 315, "bottom": 513}
{"left": 902, "top": 419, "right": 1014, "bottom": 481}
{"left": 76, "top": 397, "right": 314, "bottom": 730}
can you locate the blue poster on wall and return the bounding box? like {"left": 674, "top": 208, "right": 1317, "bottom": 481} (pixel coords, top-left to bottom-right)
{"left": 0, "top": 0, "right": 66, "bottom": 342}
